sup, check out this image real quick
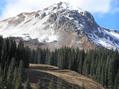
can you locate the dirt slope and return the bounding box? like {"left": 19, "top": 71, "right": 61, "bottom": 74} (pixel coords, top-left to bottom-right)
{"left": 28, "top": 64, "right": 105, "bottom": 89}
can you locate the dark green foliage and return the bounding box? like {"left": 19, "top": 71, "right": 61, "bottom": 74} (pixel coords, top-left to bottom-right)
{"left": 23, "top": 78, "right": 32, "bottom": 89}
{"left": 31, "top": 47, "right": 119, "bottom": 89}
{"left": 0, "top": 36, "right": 119, "bottom": 89}
{"left": 0, "top": 37, "right": 31, "bottom": 89}
{"left": 0, "top": 37, "right": 30, "bottom": 68}
{"left": 0, "top": 59, "right": 31, "bottom": 89}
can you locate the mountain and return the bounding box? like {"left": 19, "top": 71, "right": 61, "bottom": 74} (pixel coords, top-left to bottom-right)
{"left": 0, "top": 2, "right": 119, "bottom": 50}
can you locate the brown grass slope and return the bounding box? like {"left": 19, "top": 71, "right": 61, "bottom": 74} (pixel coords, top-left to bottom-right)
{"left": 28, "top": 64, "right": 105, "bottom": 89}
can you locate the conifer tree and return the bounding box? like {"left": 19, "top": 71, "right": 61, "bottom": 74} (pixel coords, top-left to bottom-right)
{"left": 23, "top": 78, "right": 32, "bottom": 89}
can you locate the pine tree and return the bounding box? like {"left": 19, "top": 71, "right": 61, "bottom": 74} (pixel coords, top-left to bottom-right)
{"left": 113, "top": 70, "right": 119, "bottom": 89}
{"left": 14, "top": 61, "right": 23, "bottom": 89}
{"left": 23, "top": 78, "right": 32, "bottom": 89}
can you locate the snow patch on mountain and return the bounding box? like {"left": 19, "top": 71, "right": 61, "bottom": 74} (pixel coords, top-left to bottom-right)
{"left": 0, "top": 2, "right": 119, "bottom": 50}
{"left": 0, "top": 11, "right": 58, "bottom": 43}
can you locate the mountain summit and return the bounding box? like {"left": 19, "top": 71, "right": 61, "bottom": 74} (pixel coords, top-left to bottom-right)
{"left": 0, "top": 2, "right": 119, "bottom": 50}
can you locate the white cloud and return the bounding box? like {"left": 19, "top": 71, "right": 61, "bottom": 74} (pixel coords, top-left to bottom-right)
{"left": 1, "top": 0, "right": 112, "bottom": 19}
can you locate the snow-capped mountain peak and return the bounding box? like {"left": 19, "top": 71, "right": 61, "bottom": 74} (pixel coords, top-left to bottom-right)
{"left": 0, "top": 2, "right": 119, "bottom": 50}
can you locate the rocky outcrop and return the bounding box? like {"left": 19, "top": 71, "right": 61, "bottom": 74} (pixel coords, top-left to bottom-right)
{"left": 0, "top": 2, "right": 119, "bottom": 50}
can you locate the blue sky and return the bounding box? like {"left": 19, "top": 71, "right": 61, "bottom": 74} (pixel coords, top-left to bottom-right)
{"left": 93, "top": 12, "right": 119, "bottom": 30}
{"left": 0, "top": 0, "right": 118, "bottom": 30}
{"left": 0, "top": 1, "right": 6, "bottom": 15}
{"left": 93, "top": 0, "right": 119, "bottom": 30}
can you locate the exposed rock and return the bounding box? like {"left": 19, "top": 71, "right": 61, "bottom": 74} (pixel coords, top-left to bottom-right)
{"left": 0, "top": 2, "right": 119, "bottom": 50}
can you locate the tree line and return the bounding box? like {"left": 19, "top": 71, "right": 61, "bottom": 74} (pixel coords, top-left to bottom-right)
{"left": 0, "top": 36, "right": 85, "bottom": 89}
{"left": 0, "top": 36, "right": 30, "bottom": 68}
{"left": 30, "top": 47, "right": 119, "bottom": 89}
{"left": 0, "top": 36, "right": 32, "bottom": 89}
{"left": 0, "top": 36, "right": 119, "bottom": 89}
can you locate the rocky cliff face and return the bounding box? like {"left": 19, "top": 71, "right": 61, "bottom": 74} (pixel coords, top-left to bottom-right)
{"left": 0, "top": 2, "right": 119, "bottom": 50}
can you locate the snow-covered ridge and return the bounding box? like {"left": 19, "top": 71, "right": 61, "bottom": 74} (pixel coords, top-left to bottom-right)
{"left": 0, "top": 2, "right": 85, "bottom": 43}
{"left": 0, "top": 2, "right": 119, "bottom": 50}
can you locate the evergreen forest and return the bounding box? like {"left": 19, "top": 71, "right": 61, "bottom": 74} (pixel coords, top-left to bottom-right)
{"left": 0, "top": 36, "right": 119, "bottom": 89}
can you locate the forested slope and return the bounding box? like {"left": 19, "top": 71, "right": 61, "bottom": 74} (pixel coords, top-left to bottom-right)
{"left": 0, "top": 36, "right": 119, "bottom": 89}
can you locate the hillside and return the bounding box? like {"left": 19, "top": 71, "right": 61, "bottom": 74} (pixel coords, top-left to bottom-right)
{"left": 0, "top": 2, "right": 119, "bottom": 50}
{"left": 28, "top": 64, "right": 105, "bottom": 89}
